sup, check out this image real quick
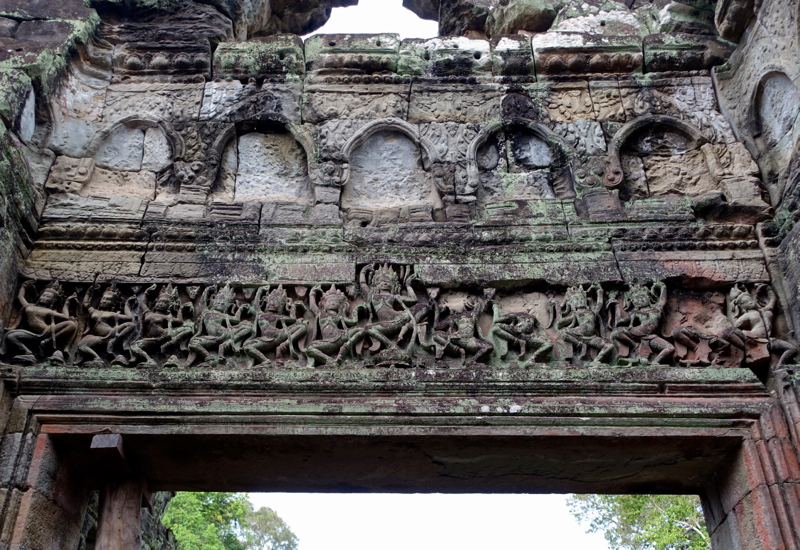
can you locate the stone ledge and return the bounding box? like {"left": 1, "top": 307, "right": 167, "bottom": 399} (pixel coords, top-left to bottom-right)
{"left": 4, "top": 365, "right": 768, "bottom": 398}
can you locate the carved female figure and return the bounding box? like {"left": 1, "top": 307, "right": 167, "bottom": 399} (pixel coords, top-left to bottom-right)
{"left": 243, "top": 285, "right": 309, "bottom": 366}
{"left": 554, "top": 284, "right": 614, "bottom": 366}
{"left": 1, "top": 280, "right": 78, "bottom": 364}
{"left": 432, "top": 296, "right": 493, "bottom": 367}
{"left": 129, "top": 284, "right": 194, "bottom": 368}
{"left": 77, "top": 284, "right": 137, "bottom": 366}
{"left": 609, "top": 282, "right": 675, "bottom": 365}
{"left": 188, "top": 284, "right": 252, "bottom": 366}
{"left": 357, "top": 264, "right": 423, "bottom": 353}
{"left": 725, "top": 284, "right": 796, "bottom": 367}
{"left": 305, "top": 285, "right": 364, "bottom": 367}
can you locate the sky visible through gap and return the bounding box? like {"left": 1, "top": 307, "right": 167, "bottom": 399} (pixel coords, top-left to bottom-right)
{"left": 256, "top": 3, "right": 608, "bottom": 550}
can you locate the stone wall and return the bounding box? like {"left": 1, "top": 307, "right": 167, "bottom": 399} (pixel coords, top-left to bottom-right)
{"left": 0, "top": 0, "right": 798, "bottom": 549}
{"left": 712, "top": 0, "right": 800, "bottom": 334}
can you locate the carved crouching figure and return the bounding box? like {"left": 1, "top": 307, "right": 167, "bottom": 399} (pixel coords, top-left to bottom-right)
{"left": 77, "top": 284, "right": 137, "bottom": 367}
{"left": 243, "top": 285, "right": 309, "bottom": 366}
{"left": 610, "top": 282, "right": 675, "bottom": 365}
{"left": 188, "top": 284, "right": 252, "bottom": 367}
{"left": 431, "top": 294, "right": 493, "bottom": 367}
{"left": 487, "top": 301, "right": 553, "bottom": 367}
{"left": 0, "top": 281, "right": 78, "bottom": 365}
{"left": 129, "top": 284, "right": 194, "bottom": 368}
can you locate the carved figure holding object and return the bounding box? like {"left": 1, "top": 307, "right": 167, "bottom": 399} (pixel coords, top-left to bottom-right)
{"left": 305, "top": 285, "right": 365, "bottom": 367}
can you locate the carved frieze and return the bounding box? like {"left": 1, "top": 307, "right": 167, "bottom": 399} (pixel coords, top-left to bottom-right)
{"left": 2, "top": 271, "right": 793, "bottom": 371}
{"left": 408, "top": 82, "right": 503, "bottom": 123}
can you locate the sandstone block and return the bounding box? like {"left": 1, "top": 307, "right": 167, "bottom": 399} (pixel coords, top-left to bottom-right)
{"left": 305, "top": 34, "right": 400, "bottom": 74}
{"left": 41, "top": 194, "right": 148, "bottom": 226}
{"left": 644, "top": 33, "right": 736, "bottom": 72}
{"left": 490, "top": 35, "right": 535, "bottom": 76}
{"left": 532, "top": 32, "right": 643, "bottom": 75}
{"left": 214, "top": 35, "right": 305, "bottom": 79}
{"left": 399, "top": 36, "right": 492, "bottom": 77}
{"left": 0, "top": 0, "right": 94, "bottom": 22}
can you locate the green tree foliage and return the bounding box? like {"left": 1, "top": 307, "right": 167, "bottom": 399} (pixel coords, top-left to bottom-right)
{"left": 243, "top": 506, "right": 299, "bottom": 550}
{"left": 163, "top": 492, "right": 298, "bottom": 550}
{"left": 567, "top": 494, "right": 710, "bottom": 550}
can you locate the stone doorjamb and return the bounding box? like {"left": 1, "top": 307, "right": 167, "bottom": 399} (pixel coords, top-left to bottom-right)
{"left": 0, "top": 366, "right": 798, "bottom": 550}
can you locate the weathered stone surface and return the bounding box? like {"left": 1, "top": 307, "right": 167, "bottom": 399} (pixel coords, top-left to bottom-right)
{"left": 95, "top": 126, "right": 146, "bottom": 171}
{"left": 399, "top": 36, "right": 491, "bottom": 77}
{"left": 532, "top": 32, "right": 643, "bottom": 75}
{"left": 408, "top": 82, "right": 503, "bottom": 123}
{"left": 0, "top": 18, "right": 18, "bottom": 39}
{"left": 306, "top": 34, "right": 400, "bottom": 74}
{"left": 754, "top": 73, "right": 800, "bottom": 151}
{"left": 142, "top": 128, "right": 173, "bottom": 172}
{"left": 490, "top": 35, "right": 535, "bottom": 76}
{"left": 104, "top": 83, "right": 205, "bottom": 122}
{"left": 488, "top": 0, "right": 565, "bottom": 34}
{"left": 551, "top": 0, "right": 649, "bottom": 36}
{"left": 15, "top": 21, "right": 82, "bottom": 49}
{"left": 714, "top": 0, "right": 754, "bottom": 42}
{"left": 343, "top": 130, "right": 440, "bottom": 211}
{"left": 86, "top": 168, "right": 157, "bottom": 200}
{"left": 98, "top": 2, "right": 231, "bottom": 80}
{"left": 214, "top": 35, "right": 305, "bottom": 79}
{"left": 0, "top": 69, "right": 33, "bottom": 131}
{"left": 45, "top": 157, "right": 96, "bottom": 195}
{"left": 0, "top": 0, "right": 95, "bottom": 21}
{"left": 3, "top": 3, "right": 800, "bottom": 550}
{"left": 303, "top": 83, "right": 410, "bottom": 123}
{"left": 40, "top": 193, "right": 149, "bottom": 226}
{"left": 200, "top": 80, "right": 301, "bottom": 123}
{"left": 235, "top": 132, "right": 313, "bottom": 203}
{"left": 644, "top": 33, "right": 735, "bottom": 72}
{"left": 656, "top": 2, "right": 716, "bottom": 35}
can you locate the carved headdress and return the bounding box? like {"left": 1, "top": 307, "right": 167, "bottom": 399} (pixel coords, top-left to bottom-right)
{"left": 41, "top": 280, "right": 64, "bottom": 298}
{"left": 320, "top": 285, "right": 349, "bottom": 315}
{"left": 157, "top": 284, "right": 181, "bottom": 310}
{"left": 371, "top": 263, "right": 400, "bottom": 294}
{"left": 729, "top": 283, "right": 757, "bottom": 316}
{"left": 101, "top": 283, "right": 123, "bottom": 307}
{"left": 564, "top": 285, "right": 589, "bottom": 309}
{"left": 210, "top": 283, "right": 236, "bottom": 311}
{"left": 625, "top": 282, "right": 652, "bottom": 308}
{"left": 266, "top": 284, "right": 288, "bottom": 312}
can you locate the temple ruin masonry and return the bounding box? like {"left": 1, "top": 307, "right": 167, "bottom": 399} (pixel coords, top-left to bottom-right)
{"left": 0, "top": 0, "right": 799, "bottom": 547}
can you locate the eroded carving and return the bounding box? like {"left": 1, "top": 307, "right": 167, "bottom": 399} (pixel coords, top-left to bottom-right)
{"left": 4, "top": 275, "right": 792, "bottom": 372}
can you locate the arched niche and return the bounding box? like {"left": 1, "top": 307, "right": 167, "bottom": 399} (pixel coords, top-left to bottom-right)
{"left": 70, "top": 117, "right": 185, "bottom": 200}
{"left": 753, "top": 72, "right": 800, "bottom": 156}
{"left": 209, "top": 120, "right": 315, "bottom": 205}
{"left": 604, "top": 115, "right": 715, "bottom": 201}
{"left": 340, "top": 119, "right": 443, "bottom": 223}
{"left": 467, "top": 119, "right": 577, "bottom": 204}
{"left": 91, "top": 117, "right": 183, "bottom": 173}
